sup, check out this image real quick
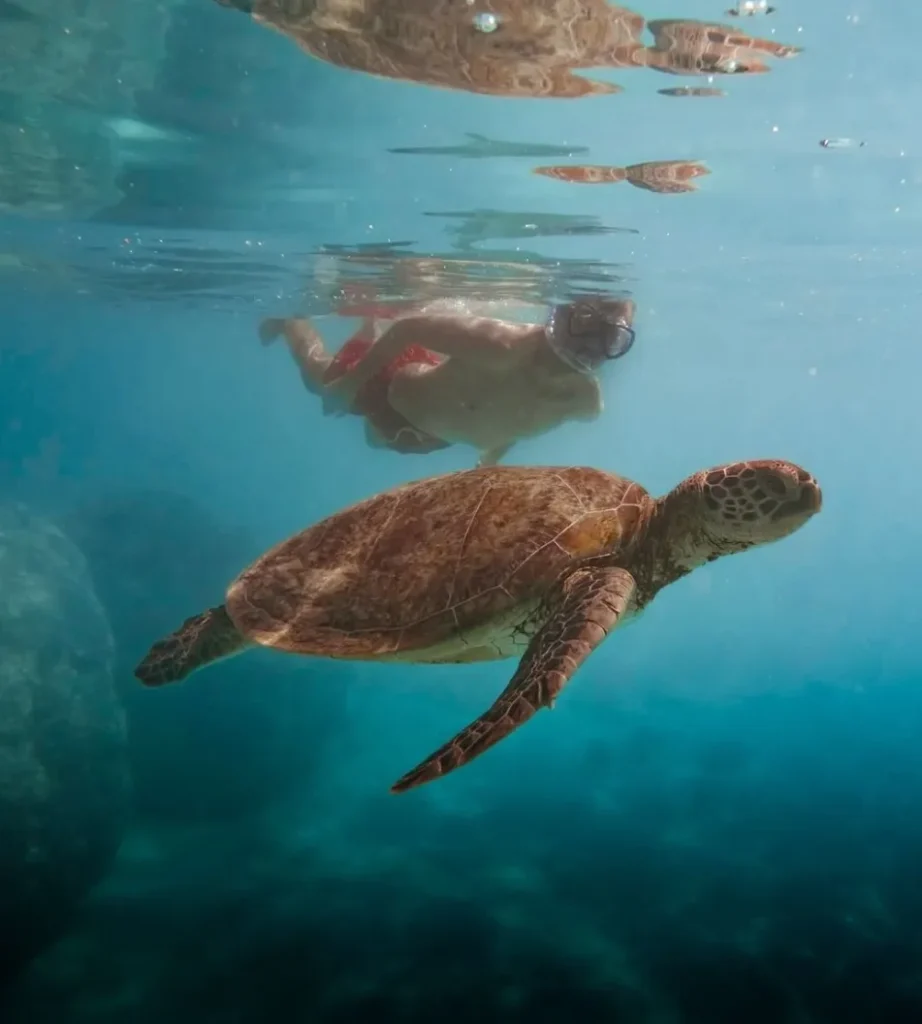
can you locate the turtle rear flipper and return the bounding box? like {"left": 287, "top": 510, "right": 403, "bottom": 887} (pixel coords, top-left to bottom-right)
{"left": 135, "top": 605, "right": 250, "bottom": 686}
{"left": 390, "top": 566, "right": 636, "bottom": 793}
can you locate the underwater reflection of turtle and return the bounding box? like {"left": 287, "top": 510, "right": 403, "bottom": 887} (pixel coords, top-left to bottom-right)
{"left": 259, "top": 295, "right": 637, "bottom": 465}
{"left": 535, "top": 159, "right": 709, "bottom": 193}
{"left": 215, "top": 1, "right": 801, "bottom": 97}
{"left": 642, "top": 17, "right": 796, "bottom": 74}
{"left": 135, "top": 460, "right": 821, "bottom": 792}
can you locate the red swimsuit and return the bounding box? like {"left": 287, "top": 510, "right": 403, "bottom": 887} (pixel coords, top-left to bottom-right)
{"left": 322, "top": 317, "right": 450, "bottom": 455}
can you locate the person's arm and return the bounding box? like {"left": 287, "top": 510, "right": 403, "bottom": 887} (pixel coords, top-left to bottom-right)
{"left": 477, "top": 442, "right": 514, "bottom": 467}
{"left": 327, "top": 314, "right": 540, "bottom": 402}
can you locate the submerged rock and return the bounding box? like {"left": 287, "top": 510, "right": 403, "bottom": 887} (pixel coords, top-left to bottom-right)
{"left": 0, "top": 503, "right": 129, "bottom": 982}
{"left": 0, "top": 0, "right": 182, "bottom": 217}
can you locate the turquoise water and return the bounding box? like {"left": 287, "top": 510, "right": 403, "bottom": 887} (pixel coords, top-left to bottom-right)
{"left": 2, "top": 2, "right": 921, "bottom": 1021}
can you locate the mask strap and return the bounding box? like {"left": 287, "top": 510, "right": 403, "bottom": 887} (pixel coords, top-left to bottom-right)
{"left": 545, "top": 306, "right": 594, "bottom": 374}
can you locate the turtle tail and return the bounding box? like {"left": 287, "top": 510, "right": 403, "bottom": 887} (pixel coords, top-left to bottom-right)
{"left": 134, "top": 605, "right": 250, "bottom": 686}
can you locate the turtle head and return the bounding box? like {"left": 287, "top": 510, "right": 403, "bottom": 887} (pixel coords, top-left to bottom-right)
{"left": 658, "top": 459, "right": 821, "bottom": 570}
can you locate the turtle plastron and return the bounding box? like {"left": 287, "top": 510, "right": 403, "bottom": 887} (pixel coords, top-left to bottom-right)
{"left": 389, "top": 565, "right": 637, "bottom": 793}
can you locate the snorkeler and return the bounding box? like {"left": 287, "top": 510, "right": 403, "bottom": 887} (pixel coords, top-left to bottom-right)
{"left": 258, "top": 296, "right": 635, "bottom": 466}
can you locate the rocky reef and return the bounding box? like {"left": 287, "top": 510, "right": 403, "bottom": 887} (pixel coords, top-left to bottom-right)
{"left": 0, "top": 503, "right": 129, "bottom": 981}
{"left": 0, "top": 0, "right": 181, "bottom": 216}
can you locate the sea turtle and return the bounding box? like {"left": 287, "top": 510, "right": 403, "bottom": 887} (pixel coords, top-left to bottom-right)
{"left": 135, "top": 460, "right": 821, "bottom": 793}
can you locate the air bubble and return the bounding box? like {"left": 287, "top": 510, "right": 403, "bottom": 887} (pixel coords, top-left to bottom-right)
{"left": 727, "top": 1, "right": 775, "bottom": 15}
{"left": 472, "top": 12, "right": 500, "bottom": 32}
{"left": 819, "top": 138, "right": 865, "bottom": 149}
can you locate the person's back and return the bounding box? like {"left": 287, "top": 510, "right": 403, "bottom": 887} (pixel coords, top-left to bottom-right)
{"left": 382, "top": 310, "right": 603, "bottom": 459}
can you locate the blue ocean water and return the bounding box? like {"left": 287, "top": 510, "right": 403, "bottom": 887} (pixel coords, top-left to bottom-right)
{"left": 2, "top": 1, "right": 921, "bottom": 1021}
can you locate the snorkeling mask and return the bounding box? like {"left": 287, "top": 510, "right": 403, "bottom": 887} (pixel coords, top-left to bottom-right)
{"left": 545, "top": 299, "right": 636, "bottom": 374}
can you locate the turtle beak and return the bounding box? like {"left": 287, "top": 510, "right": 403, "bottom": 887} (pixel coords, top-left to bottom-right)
{"left": 773, "top": 478, "right": 822, "bottom": 522}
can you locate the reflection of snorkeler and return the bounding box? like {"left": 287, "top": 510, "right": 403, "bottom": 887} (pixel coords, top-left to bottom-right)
{"left": 259, "top": 297, "right": 635, "bottom": 466}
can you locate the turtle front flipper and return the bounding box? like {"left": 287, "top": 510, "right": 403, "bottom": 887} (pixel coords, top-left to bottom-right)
{"left": 134, "top": 605, "right": 251, "bottom": 686}
{"left": 390, "top": 567, "right": 636, "bottom": 794}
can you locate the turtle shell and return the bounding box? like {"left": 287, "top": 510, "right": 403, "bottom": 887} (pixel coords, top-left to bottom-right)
{"left": 225, "top": 466, "right": 650, "bottom": 660}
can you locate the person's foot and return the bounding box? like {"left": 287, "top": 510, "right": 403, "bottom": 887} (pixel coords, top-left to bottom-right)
{"left": 260, "top": 317, "right": 328, "bottom": 362}
{"left": 258, "top": 318, "right": 285, "bottom": 346}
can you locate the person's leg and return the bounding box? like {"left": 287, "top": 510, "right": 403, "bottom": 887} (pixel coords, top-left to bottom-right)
{"left": 259, "top": 318, "right": 332, "bottom": 396}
